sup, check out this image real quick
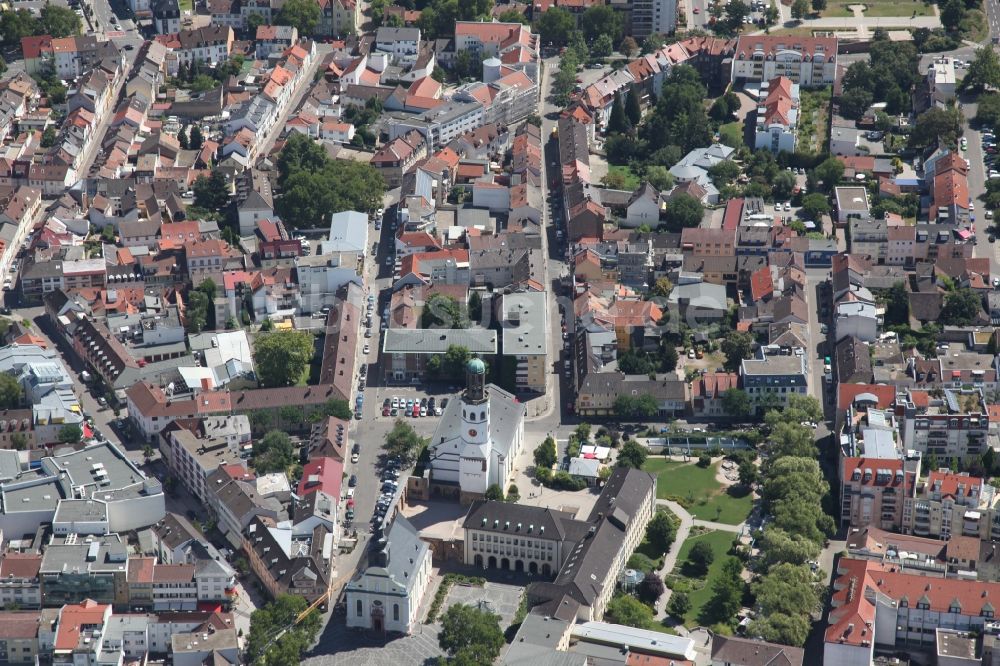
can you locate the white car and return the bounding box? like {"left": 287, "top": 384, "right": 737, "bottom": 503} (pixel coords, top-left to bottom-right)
{"left": 363, "top": 344, "right": 370, "bottom": 354}
{"left": 784, "top": 202, "right": 791, "bottom": 211}
{"left": 351, "top": 452, "right": 359, "bottom": 463}
{"left": 991, "top": 171, "right": 1000, "bottom": 179}
{"left": 994, "top": 277, "right": 1000, "bottom": 288}
{"left": 774, "top": 203, "right": 781, "bottom": 211}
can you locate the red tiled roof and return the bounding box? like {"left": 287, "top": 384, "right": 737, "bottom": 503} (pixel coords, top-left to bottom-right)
{"left": 55, "top": 600, "right": 109, "bottom": 651}
{"left": 749, "top": 266, "right": 773, "bottom": 302}
{"left": 837, "top": 384, "right": 896, "bottom": 411}
{"left": 927, "top": 470, "right": 983, "bottom": 500}
{"left": 297, "top": 456, "right": 343, "bottom": 497}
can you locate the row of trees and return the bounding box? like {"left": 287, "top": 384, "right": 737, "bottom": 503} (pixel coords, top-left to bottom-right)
{"left": 746, "top": 395, "right": 830, "bottom": 646}
{"left": 246, "top": 594, "right": 322, "bottom": 664}
{"left": 275, "top": 134, "right": 385, "bottom": 227}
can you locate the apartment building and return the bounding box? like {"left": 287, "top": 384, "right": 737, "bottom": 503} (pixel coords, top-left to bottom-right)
{"left": 162, "top": 416, "right": 251, "bottom": 504}
{"left": 840, "top": 457, "right": 917, "bottom": 531}
{"left": 739, "top": 352, "right": 808, "bottom": 412}
{"left": 903, "top": 470, "right": 1000, "bottom": 541}
{"left": 754, "top": 76, "right": 798, "bottom": 154}
{"left": 896, "top": 388, "right": 990, "bottom": 458}
{"left": 731, "top": 36, "right": 838, "bottom": 87}
{"left": 499, "top": 291, "right": 548, "bottom": 394}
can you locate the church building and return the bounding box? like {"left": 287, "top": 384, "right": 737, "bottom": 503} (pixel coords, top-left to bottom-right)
{"left": 427, "top": 358, "right": 526, "bottom": 503}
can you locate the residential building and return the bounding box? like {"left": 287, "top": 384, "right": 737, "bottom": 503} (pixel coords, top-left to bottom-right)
{"left": 152, "top": 0, "right": 181, "bottom": 34}
{"left": 162, "top": 416, "right": 251, "bottom": 504}
{"left": 375, "top": 27, "right": 421, "bottom": 60}
{"left": 243, "top": 515, "right": 331, "bottom": 603}
{"left": 630, "top": 0, "right": 678, "bottom": 39}
{"left": 711, "top": 635, "right": 804, "bottom": 666}
{"left": 0, "top": 611, "right": 40, "bottom": 664}
{"left": 841, "top": 456, "right": 917, "bottom": 531}
{"left": 896, "top": 388, "right": 990, "bottom": 458}
{"left": 929, "top": 56, "right": 957, "bottom": 105}
{"left": 382, "top": 328, "right": 496, "bottom": 384}
{"left": 690, "top": 372, "right": 739, "bottom": 419}
{"left": 824, "top": 559, "right": 1000, "bottom": 663}
{"left": 835, "top": 186, "right": 872, "bottom": 225}
{"left": 499, "top": 291, "right": 548, "bottom": 394}
{"left": 731, "top": 35, "right": 838, "bottom": 87}
{"left": 575, "top": 373, "right": 687, "bottom": 418}
{"left": 740, "top": 351, "right": 808, "bottom": 412}
{"left": 903, "top": 470, "right": 1000, "bottom": 541}
{"left": 754, "top": 76, "right": 798, "bottom": 153}
{"left": 0, "top": 554, "right": 42, "bottom": 609}
{"left": 346, "top": 515, "right": 432, "bottom": 634}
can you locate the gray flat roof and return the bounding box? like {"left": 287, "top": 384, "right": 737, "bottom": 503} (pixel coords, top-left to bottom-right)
{"left": 741, "top": 354, "right": 806, "bottom": 376}
{"left": 42, "top": 441, "right": 144, "bottom": 495}
{"left": 54, "top": 499, "right": 109, "bottom": 523}
{"left": 501, "top": 292, "right": 548, "bottom": 356}
{"left": 3, "top": 479, "right": 62, "bottom": 513}
{"left": 383, "top": 328, "right": 497, "bottom": 354}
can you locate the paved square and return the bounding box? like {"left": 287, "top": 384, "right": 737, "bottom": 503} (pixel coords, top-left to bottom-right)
{"left": 441, "top": 580, "right": 524, "bottom": 630}
{"left": 303, "top": 620, "right": 443, "bottom": 666}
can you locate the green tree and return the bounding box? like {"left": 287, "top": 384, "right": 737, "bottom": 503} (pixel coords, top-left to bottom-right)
{"left": 592, "top": 33, "right": 614, "bottom": 59}
{"left": 707, "top": 160, "right": 741, "bottom": 186}
{"left": 247, "top": 595, "right": 321, "bottom": 665}
{"left": 244, "top": 13, "right": 266, "bottom": 33}
{"left": 275, "top": 136, "right": 384, "bottom": 226}
{"left": 977, "top": 93, "right": 1000, "bottom": 126}
{"left": 496, "top": 8, "right": 529, "bottom": 23}
{"left": 533, "top": 7, "right": 575, "bottom": 45}
{"left": 667, "top": 591, "right": 691, "bottom": 617}
{"left": 767, "top": 422, "right": 819, "bottom": 461}
{"left": 10, "top": 432, "right": 26, "bottom": 451}
{"left": 811, "top": 0, "right": 827, "bottom": 9}
{"left": 617, "top": 440, "right": 648, "bottom": 469}
{"left": 40, "top": 127, "right": 57, "bottom": 148}
{"left": 646, "top": 509, "right": 678, "bottom": 553}
{"left": 941, "top": 288, "right": 983, "bottom": 325}
{"left": 438, "top": 604, "right": 504, "bottom": 664}
{"left": 39, "top": 4, "right": 81, "bottom": 37}
{"left": 800, "top": 192, "right": 831, "bottom": 220}
{"left": 688, "top": 540, "right": 715, "bottom": 575}
{"left": 738, "top": 460, "right": 758, "bottom": 488}
{"left": 645, "top": 165, "right": 674, "bottom": 192}
{"left": 726, "top": 0, "right": 750, "bottom": 26}
{"left": 606, "top": 594, "right": 653, "bottom": 628}
{"left": 252, "top": 430, "right": 295, "bottom": 473}
{"left": 468, "top": 291, "right": 482, "bottom": 322}
{"left": 663, "top": 193, "right": 704, "bottom": 230}
{"left": 534, "top": 436, "right": 558, "bottom": 469}
{"left": 790, "top": 0, "right": 809, "bottom": 19}
{"left": 58, "top": 424, "right": 82, "bottom": 444}
{"left": 721, "top": 331, "right": 754, "bottom": 371}
{"left": 193, "top": 170, "right": 229, "bottom": 211}
{"left": 422, "top": 293, "right": 468, "bottom": 329}
{"left": 484, "top": 484, "right": 504, "bottom": 501}
{"left": 1, "top": 10, "right": 38, "bottom": 47}
{"left": 811, "top": 157, "right": 844, "bottom": 192}
{"left": 580, "top": 4, "right": 623, "bottom": 42}
{"left": 909, "top": 107, "right": 963, "bottom": 149}
{"left": 704, "top": 556, "right": 743, "bottom": 623}
{"left": 607, "top": 94, "right": 630, "bottom": 135}
{"left": 965, "top": 45, "right": 1000, "bottom": 90}
{"left": 722, "top": 388, "right": 751, "bottom": 418}
{"left": 620, "top": 35, "right": 639, "bottom": 56}
{"left": 254, "top": 330, "right": 316, "bottom": 387}
{"left": 0, "top": 373, "right": 22, "bottom": 409}
{"left": 750, "top": 611, "right": 812, "bottom": 647}
{"left": 275, "top": 0, "right": 320, "bottom": 34}
{"left": 772, "top": 170, "right": 796, "bottom": 200}
{"left": 884, "top": 281, "right": 910, "bottom": 326}
{"left": 757, "top": 527, "right": 820, "bottom": 569}
{"left": 640, "top": 66, "right": 712, "bottom": 154}
{"left": 941, "top": 0, "right": 966, "bottom": 30}
{"left": 614, "top": 394, "right": 659, "bottom": 419}
{"left": 185, "top": 290, "right": 209, "bottom": 333}
{"left": 178, "top": 127, "right": 190, "bottom": 150}
{"left": 190, "top": 125, "right": 204, "bottom": 150}
{"left": 384, "top": 419, "right": 427, "bottom": 462}
{"left": 625, "top": 89, "right": 642, "bottom": 128}
{"left": 323, "top": 399, "right": 352, "bottom": 420}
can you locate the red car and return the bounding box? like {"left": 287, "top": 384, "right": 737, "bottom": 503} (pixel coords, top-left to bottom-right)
{"left": 382, "top": 408, "right": 390, "bottom": 417}
{"left": 693, "top": 7, "right": 700, "bottom": 12}
{"left": 411, "top": 405, "right": 420, "bottom": 417}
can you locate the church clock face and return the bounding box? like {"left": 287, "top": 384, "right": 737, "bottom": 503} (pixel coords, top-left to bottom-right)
{"left": 468, "top": 429, "right": 478, "bottom": 437}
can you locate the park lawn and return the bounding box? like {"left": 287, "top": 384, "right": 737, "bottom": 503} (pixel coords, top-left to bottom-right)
{"left": 607, "top": 164, "right": 641, "bottom": 191}
{"left": 644, "top": 459, "right": 753, "bottom": 525}
{"left": 719, "top": 121, "right": 745, "bottom": 149}
{"left": 672, "top": 530, "right": 736, "bottom": 628}
{"left": 821, "top": 0, "right": 931, "bottom": 17}
{"left": 179, "top": 0, "right": 193, "bottom": 10}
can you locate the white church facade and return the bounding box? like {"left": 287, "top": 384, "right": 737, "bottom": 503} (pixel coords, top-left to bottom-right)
{"left": 427, "top": 358, "right": 526, "bottom": 503}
